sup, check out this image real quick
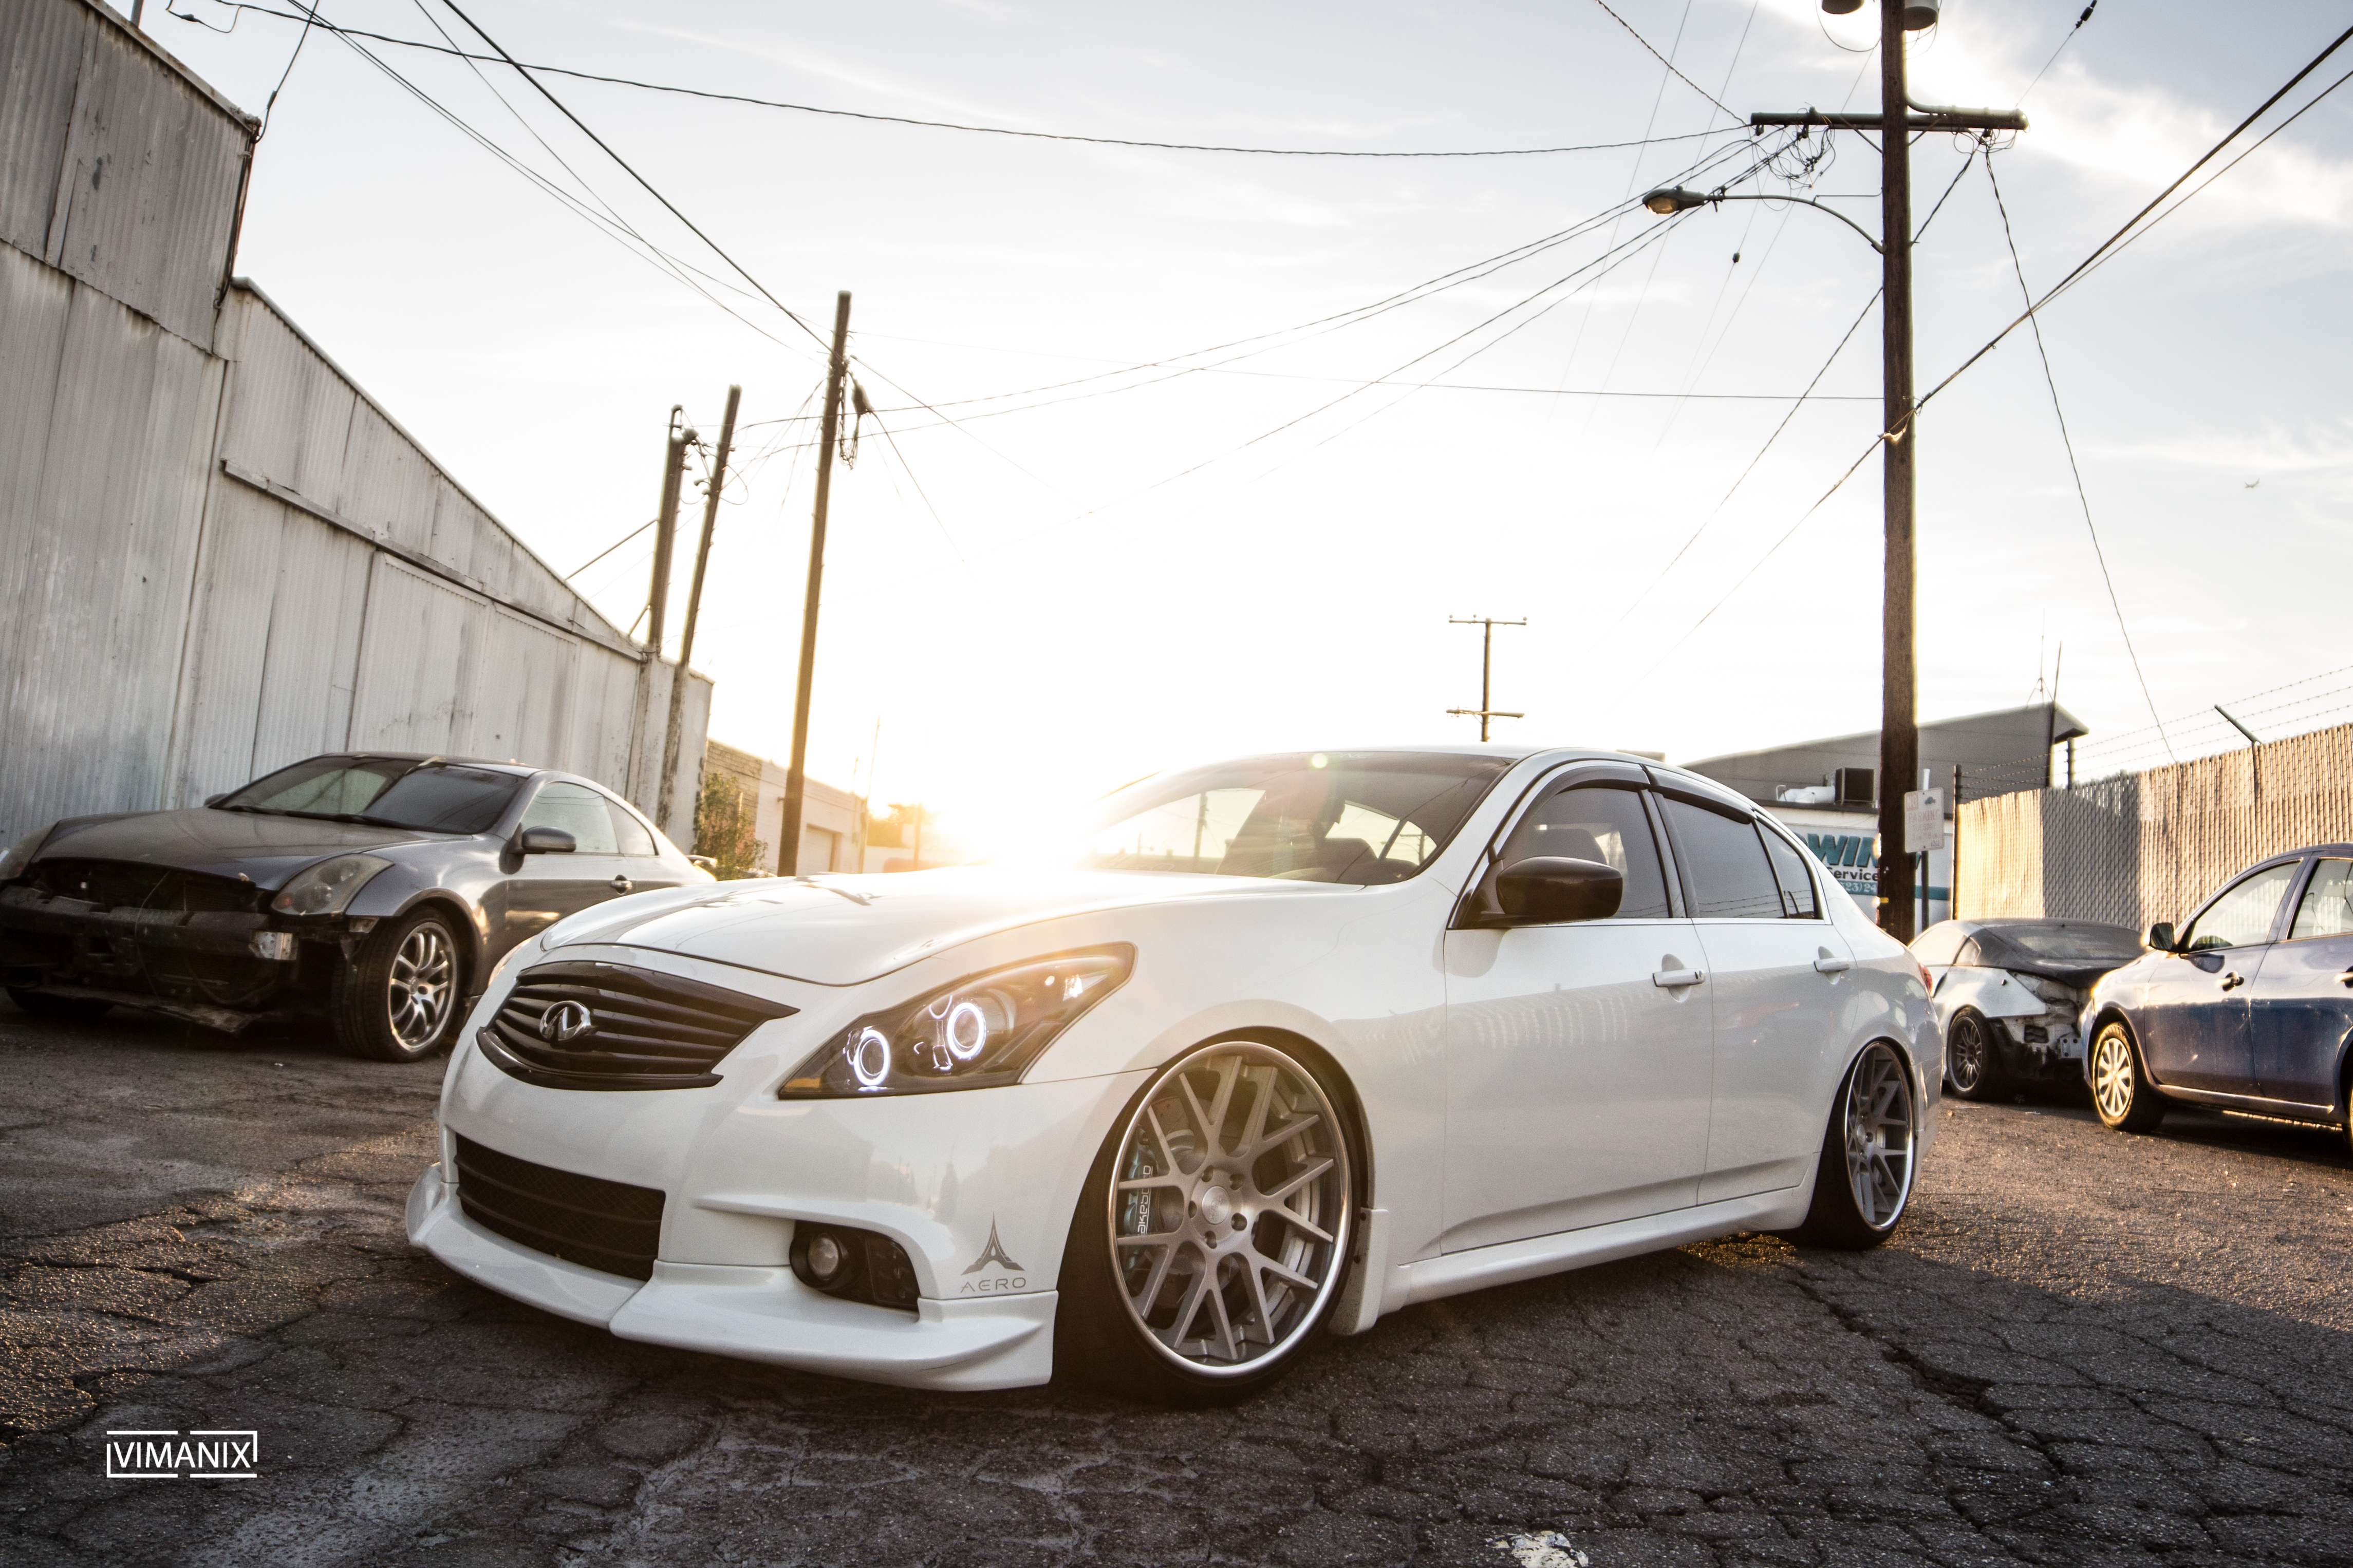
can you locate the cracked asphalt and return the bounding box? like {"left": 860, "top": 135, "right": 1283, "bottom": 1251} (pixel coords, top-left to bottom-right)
{"left": 3, "top": 997, "right": 2349, "bottom": 1567}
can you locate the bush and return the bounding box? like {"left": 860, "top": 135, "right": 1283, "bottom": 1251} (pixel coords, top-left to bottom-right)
{"left": 695, "top": 771, "right": 770, "bottom": 880}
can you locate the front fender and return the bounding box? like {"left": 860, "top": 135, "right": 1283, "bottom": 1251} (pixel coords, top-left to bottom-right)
{"left": 1934, "top": 965, "right": 2047, "bottom": 1026}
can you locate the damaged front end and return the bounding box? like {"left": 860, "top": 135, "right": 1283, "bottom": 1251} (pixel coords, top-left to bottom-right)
{"left": 0, "top": 858, "right": 374, "bottom": 1031}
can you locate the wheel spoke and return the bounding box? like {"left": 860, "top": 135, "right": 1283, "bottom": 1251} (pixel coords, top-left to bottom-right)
{"left": 1203, "top": 1055, "right": 1241, "bottom": 1146}
{"left": 1202, "top": 1265, "right": 1240, "bottom": 1363}
{"left": 1240, "top": 1253, "right": 1278, "bottom": 1347}
{"left": 1261, "top": 1156, "right": 1335, "bottom": 1206}
{"left": 1254, "top": 1112, "right": 1320, "bottom": 1157}
{"left": 1177, "top": 1075, "right": 1220, "bottom": 1162}
{"left": 1237, "top": 1065, "right": 1277, "bottom": 1155}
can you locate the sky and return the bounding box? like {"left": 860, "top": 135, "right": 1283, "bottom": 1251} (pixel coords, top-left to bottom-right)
{"left": 149, "top": 0, "right": 2353, "bottom": 848}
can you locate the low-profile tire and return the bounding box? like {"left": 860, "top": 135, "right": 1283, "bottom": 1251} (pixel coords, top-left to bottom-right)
{"left": 1055, "top": 1038, "right": 1358, "bottom": 1407}
{"left": 2089, "top": 1022, "right": 2165, "bottom": 1132}
{"left": 331, "top": 909, "right": 466, "bottom": 1062}
{"left": 1780, "top": 1041, "right": 1919, "bottom": 1251}
{"left": 5, "top": 988, "right": 112, "bottom": 1023}
{"left": 1945, "top": 1007, "right": 2007, "bottom": 1101}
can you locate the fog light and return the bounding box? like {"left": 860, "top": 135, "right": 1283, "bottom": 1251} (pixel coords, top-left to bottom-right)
{"left": 790, "top": 1223, "right": 920, "bottom": 1312}
{"left": 249, "top": 931, "right": 297, "bottom": 961}
{"left": 806, "top": 1232, "right": 845, "bottom": 1282}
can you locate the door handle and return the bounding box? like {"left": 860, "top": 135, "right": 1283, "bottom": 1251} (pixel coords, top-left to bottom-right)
{"left": 2340, "top": 969, "right": 2353, "bottom": 988}
{"left": 1814, "top": 956, "right": 1854, "bottom": 974}
{"left": 609, "top": 875, "right": 634, "bottom": 893}
{"left": 1653, "top": 968, "right": 1706, "bottom": 989}
{"left": 2219, "top": 971, "right": 2243, "bottom": 990}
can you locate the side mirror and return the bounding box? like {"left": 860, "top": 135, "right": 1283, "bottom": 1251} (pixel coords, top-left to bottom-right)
{"left": 2147, "top": 921, "right": 2178, "bottom": 952}
{"left": 1493, "top": 856, "right": 1624, "bottom": 925}
{"left": 517, "top": 826, "right": 576, "bottom": 855}
{"left": 203, "top": 794, "right": 227, "bottom": 808}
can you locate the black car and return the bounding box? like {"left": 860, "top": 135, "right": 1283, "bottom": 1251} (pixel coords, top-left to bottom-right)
{"left": 1912, "top": 917, "right": 2145, "bottom": 1100}
{"left": 2082, "top": 845, "right": 2353, "bottom": 1148}
{"left": 0, "top": 753, "right": 712, "bottom": 1060}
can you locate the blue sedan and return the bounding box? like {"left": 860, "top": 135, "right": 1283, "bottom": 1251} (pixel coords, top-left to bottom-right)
{"left": 2082, "top": 843, "right": 2353, "bottom": 1150}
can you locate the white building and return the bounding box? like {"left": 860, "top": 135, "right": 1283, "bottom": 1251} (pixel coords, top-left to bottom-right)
{"left": 0, "top": 0, "right": 707, "bottom": 843}
{"left": 703, "top": 741, "right": 863, "bottom": 875}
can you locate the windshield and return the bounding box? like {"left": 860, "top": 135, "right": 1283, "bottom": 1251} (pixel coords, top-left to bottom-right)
{"left": 1082, "top": 751, "right": 1512, "bottom": 885}
{"left": 1989, "top": 922, "right": 2142, "bottom": 961}
{"left": 219, "top": 757, "right": 523, "bottom": 835}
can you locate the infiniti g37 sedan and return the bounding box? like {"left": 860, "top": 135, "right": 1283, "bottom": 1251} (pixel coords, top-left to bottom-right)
{"left": 0, "top": 753, "right": 710, "bottom": 1060}
{"left": 2083, "top": 843, "right": 2353, "bottom": 1151}
{"left": 405, "top": 746, "right": 1938, "bottom": 1403}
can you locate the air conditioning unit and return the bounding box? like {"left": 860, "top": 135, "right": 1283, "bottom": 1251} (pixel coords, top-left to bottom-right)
{"left": 1833, "top": 767, "right": 1876, "bottom": 807}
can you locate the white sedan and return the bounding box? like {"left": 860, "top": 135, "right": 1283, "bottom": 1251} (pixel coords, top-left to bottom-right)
{"left": 407, "top": 747, "right": 1937, "bottom": 1403}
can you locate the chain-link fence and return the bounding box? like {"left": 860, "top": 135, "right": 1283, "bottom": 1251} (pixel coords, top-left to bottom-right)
{"left": 1954, "top": 721, "right": 2353, "bottom": 932}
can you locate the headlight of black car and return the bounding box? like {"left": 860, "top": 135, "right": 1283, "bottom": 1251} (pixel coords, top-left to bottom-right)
{"left": 779, "top": 946, "right": 1133, "bottom": 1098}
{"left": 270, "top": 854, "right": 393, "bottom": 916}
{"left": 0, "top": 823, "right": 54, "bottom": 883}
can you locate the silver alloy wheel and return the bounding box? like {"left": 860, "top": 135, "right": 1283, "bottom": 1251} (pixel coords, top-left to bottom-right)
{"left": 1108, "top": 1042, "right": 1352, "bottom": 1377}
{"left": 2091, "top": 1030, "right": 2136, "bottom": 1122}
{"left": 387, "top": 922, "right": 456, "bottom": 1050}
{"left": 1842, "top": 1044, "right": 1917, "bottom": 1230}
{"left": 1948, "top": 1012, "right": 1990, "bottom": 1092}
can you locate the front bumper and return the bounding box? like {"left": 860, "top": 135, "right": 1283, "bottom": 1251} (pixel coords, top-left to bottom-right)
{"left": 406, "top": 1165, "right": 1057, "bottom": 1389}
{"left": 0, "top": 883, "right": 346, "bottom": 1025}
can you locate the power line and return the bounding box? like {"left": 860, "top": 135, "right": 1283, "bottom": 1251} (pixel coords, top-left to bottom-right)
{"left": 1983, "top": 152, "right": 2172, "bottom": 762}
{"left": 199, "top": 2, "right": 1740, "bottom": 159}
{"left": 1587, "top": 0, "right": 1741, "bottom": 121}
{"left": 2018, "top": 1, "right": 2097, "bottom": 107}
{"left": 424, "top": 0, "right": 829, "bottom": 351}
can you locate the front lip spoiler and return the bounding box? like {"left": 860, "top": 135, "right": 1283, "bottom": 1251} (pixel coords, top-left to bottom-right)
{"left": 475, "top": 1026, "right": 724, "bottom": 1091}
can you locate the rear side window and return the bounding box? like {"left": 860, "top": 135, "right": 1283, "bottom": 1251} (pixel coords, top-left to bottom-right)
{"left": 1761, "top": 829, "right": 1820, "bottom": 919}
{"left": 1661, "top": 798, "right": 1783, "bottom": 919}
{"left": 1911, "top": 923, "right": 1968, "bottom": 966}
{"left": 2290, "top": 859, "right": 2353, "bottom": 940}
{"left": 606, "top": 797, "right": 658, "bottom": 857}
{"left": 1498, "top": 783, "right": 1671, "bottom": 919}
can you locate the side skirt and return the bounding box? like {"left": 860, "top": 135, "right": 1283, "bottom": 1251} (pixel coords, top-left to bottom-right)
{"left": 1387, "top": 1186, "right": 1814, "bottom": 1315}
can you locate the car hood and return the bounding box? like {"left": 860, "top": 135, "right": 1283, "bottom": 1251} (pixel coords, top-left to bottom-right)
{"left": 34, "top": 809, "right": 450, "bottom": 889}
{"left": 546, "top": 864, "right": 1349, "bottom": 987}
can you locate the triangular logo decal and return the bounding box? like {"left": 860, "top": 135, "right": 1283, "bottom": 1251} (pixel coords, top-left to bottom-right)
{"left": 962, "top": 1218, "right": 1025, "bottom": 1275}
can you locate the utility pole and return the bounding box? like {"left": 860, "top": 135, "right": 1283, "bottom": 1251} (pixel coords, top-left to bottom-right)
{"left": 628, "top": 409, "right": 691, "bottom": 813}
{"left": 780, "top": 291, "right": 852, "bottom": 875}
{"left": 657, "top": 385, "right": 740, "bottom": 837}
{"left": 1446, "top": 616, "right": 1525, "bottom": 742}
{"left": 1749, "top": 1, "right": 2025, "bottom": 941}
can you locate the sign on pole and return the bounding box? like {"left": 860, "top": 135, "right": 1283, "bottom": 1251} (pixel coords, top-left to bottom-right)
{"left": 1904, "top": 787, "right": 1948, "bottom": 852}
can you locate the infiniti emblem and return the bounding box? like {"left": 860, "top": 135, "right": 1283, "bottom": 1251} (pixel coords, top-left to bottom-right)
{"left": 538, "top": 1000, "right": 594, "bottom": 1045}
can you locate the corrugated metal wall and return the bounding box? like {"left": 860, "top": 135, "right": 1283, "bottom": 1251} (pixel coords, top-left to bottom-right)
{"left": 2, "top": 0, "right": 712, "bottom": 847}
{"left": 1955, "top": 723, "right": 2353, "bottom": 932}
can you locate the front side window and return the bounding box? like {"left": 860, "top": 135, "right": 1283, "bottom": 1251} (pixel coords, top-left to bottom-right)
{"left": 2289, "top": 859, "right": 2353, "bottom": 940}
{"left": 1495, "top": 783, "right": 1670, "bottom": 919}
{"left": 521, "top": 782, "right": 619, "bottom": 855}
{"left": 1081, "top": 752, "right": 1510, "bottom": 885}
{"left": 1661, "top": 797, "right": 1784, "bottom": 919}
{"left": 606, "top": 796, "right": 658, "bottom": 857}
{"left": 220, "top": 757, "right": 522, "bottom": 835}
{"left": 2184, "top": 862, "right": 2299, "bottom": 951}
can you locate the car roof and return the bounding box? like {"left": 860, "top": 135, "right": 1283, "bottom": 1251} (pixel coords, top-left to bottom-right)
{"left": 314, "top": 752, "right": 541, "bottom": 778}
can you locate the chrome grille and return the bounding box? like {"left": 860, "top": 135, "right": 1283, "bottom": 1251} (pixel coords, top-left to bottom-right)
{"left": 478, "top": 959, "right": 796, "bottom": 1090}
{"left": 452, "top": 1133, "right": 664, "bottom": 1281}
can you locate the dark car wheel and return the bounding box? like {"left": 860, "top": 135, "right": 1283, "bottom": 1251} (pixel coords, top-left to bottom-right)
{"left": 1781, "top": 1042, "right": 1918, "bottom": 1251}
{"left": 2089, "top": 1022, "right": 2166, "bottom": 1132}
{"left": 332, "top": 910, "right": 466, "bottom": 1062}
{"left": 1055, "top": 1039, "right": 1357, "bottom": 1407}
{"left": 5, "top": 988, "right": 113, "bottom": 1023}
{"left": 1945, "top": 1007, "right": 2006, "bottom": 1101}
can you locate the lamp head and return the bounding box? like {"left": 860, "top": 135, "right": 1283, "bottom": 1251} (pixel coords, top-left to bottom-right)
{"left": 1641, "top": 187, "right": 1706, "bottom": 216}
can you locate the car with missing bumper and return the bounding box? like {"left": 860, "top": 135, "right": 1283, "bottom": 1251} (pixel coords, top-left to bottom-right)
{"left": 2082, "top": 844, "right": 2353, "bottom": 1149}
{"left": 1911, "top": 918, "right": 2143, "bottom": 1100}
{"left": 0, "top": 753, "right": 709, "bottom": 1059}
{"left": 405, "top": 746, "right": 1939, "bottom": 1402}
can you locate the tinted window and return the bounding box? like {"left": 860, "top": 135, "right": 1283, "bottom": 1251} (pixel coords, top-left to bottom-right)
{"left": 2290, "top": 859, "right": 2353, "bottom": 940}
{"left": 1911, "top": 922, "right": 1969, "bottom": 966}
{"left": 221, "top": 757, "right": 521, "bottom": 834}
{"left": 1662, "top": 798, "right": 1783, "bottom": 919}
{"left": 1992, "top": 922, "right": 2142, "bottom": 960}
{"left": 1497, "top": 783, "right": 1670, "bottom": 919}
{"left": 521, "top": 782, "right": 619, "bottom": 854}
{"left": 2184, "top": 862, "right": 2298, "bottom": 951}
{"left": 1761, "top": 828, "right": 1819, "bottom": 918}
{"left": 607, "top": 797, "right": 658, "bottom": 857}
{"left": 1083, "top": 751, "right": 1509, "bottom": 884}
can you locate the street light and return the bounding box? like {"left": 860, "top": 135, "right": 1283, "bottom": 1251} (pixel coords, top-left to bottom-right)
{"left": 1639, "top": 187, "right": 1884, "bottom": 254}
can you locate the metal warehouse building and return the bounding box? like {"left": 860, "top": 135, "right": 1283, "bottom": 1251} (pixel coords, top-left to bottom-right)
{"left": 0, "top": 0, "right": 706, "bottom": 844}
